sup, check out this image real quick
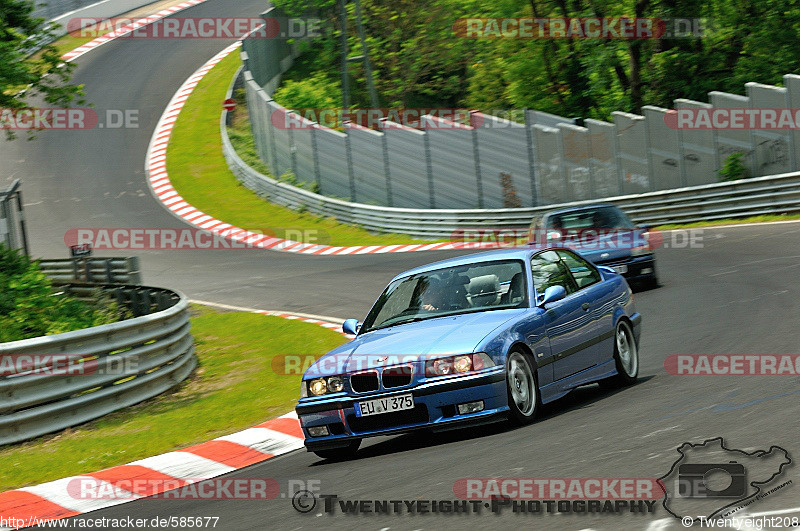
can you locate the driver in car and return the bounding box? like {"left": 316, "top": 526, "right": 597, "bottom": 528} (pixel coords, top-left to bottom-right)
{"left": 420, "top": 279, "right": 448, "bottom": 311}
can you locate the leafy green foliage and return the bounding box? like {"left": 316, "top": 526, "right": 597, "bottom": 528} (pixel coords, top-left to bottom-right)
{"left": 1, "top": 0, "right": 85, "bottom": 139}
{"left": 273, "top": 72, "right": 341, "bottom": 109}
{"left": 272, "top": 0, "right": 800, "bottom": 119}
{"left": 0, "top": 245, "right": 122, "bottom": 342}
{"left": 718, "top": 152, "right": 750, "bottom": 181}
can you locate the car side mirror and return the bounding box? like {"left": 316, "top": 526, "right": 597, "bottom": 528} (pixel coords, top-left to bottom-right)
{"left": 342, "top": 319, "right": 361, "bottom": 335}
{"left": 539, "top": 285, "right": 567, "bottom": 307}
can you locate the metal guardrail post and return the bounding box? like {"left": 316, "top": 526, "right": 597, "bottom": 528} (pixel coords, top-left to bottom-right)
{"left": 128, "top": 256, "right": 142, "bottom": 285}
{"left": 0, "top": 180, "right": 25, "bottom": 253}
{"left": 14, "top": 185, "right": 29, "bottom": 257}
{"left": 288, "top": 126, "right": 298, "bottom": 178}
{"left": 0, "top": 199, "right": 9, "bottom": 250}
{"left": 381, "top": 125, "right": 393, "bottom": 207}
{"left": 471, "top": 125, "right": 484, "bottom": 209}
{"left": 524, "top": 110, "right": 538, "bottom": 207}
{"left": 310, "top": 125, "right": 322, "bottom": 192}
{"left": 104, "top": 259, "right": 113, "bottom": 283}
{"left": 345, "top": 128, "right": 356, "bottom": 201}
{"left": 423, "top": 132, "right": 436, "bottom": 209}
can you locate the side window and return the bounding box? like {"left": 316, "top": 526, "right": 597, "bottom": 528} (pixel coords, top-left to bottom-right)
{"left": 531, "top": 251, "right": 576, "bottom": 303}
{"left": 557, "top": 250, "right": 601, "bottom": 289}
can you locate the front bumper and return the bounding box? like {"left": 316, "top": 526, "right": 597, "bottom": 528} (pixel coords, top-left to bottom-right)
{"left": 601, "top": 254, "right": 656, "bottom": 281}
{"left": 296, "top": 368, "right": 507, "bottom": 451}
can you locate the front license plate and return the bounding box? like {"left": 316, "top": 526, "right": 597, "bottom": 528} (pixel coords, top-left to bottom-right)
{"left": 356, "top": 394, "right": 414, "bottom": 417}
{"left": 613, "top": 264, "right": 628, "bottom": 274}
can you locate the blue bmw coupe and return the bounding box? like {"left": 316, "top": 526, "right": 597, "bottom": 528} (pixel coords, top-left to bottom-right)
{"left": 296, "top": 247, "right": 642, "bottom": 459}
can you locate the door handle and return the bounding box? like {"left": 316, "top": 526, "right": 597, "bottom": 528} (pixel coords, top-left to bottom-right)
{"left": 581, "top": 302, "right": 590, "bottom": 311}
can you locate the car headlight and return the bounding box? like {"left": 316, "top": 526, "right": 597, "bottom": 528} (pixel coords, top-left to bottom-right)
{"left": 425, "top": 353, "right": 494, "bottom": 377}
{"left": 631, "top": 231, "right": 652, "bottom": 256}
{"left": 327, "top": 375, "right": 344, "bottom": 393}
{"left": 308, "top": 378, "right": 327, "bottom": 396}
{"left": 303, "top": 376, "right": 344, "bottom": 397}
{"left": 453, "top": 355, "right": 472, "bottom": 373}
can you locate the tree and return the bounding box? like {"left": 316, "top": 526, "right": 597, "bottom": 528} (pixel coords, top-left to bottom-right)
{"left": 1, "top": 0, "right": 85, "bottom": 139}
{"left": 272, "top": 0, "right": 800, "bottom": 121}
{"left": 0, "top": 245, "right": 121, "bottom": 342}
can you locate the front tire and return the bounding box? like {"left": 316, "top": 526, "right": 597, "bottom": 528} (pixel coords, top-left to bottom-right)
{"left": 312, "top": 439, "right": 361, "bottom": 460}
{"left": 600, "top": 320, "right": 639, "bottom": 388}
{"left": 506, "top": 350, "right": 540, "bottom": 425}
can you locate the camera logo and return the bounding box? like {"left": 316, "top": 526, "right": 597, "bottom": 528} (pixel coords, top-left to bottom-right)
{"left": 677, "top": 462, "right": 747, "bottom": 498}
{"left": 659, "top": 437, "right": 792, "bottom": 524}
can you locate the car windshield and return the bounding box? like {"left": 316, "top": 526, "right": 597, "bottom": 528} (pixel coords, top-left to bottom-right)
{"left": 360, "top": 259, "right": 528, "bottom": 333}
{"left": 548, "top": 206, "right": 635, "bottom": 231}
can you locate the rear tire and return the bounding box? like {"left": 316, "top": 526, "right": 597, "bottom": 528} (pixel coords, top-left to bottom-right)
{"left": 600, "top": 320, "right": 639, "bottom": 389}
{"left": 312, "top": 439, "right": 361, "bottom": 460}
{"left": 506, "top": 350, "right": 540, "bottom": 425}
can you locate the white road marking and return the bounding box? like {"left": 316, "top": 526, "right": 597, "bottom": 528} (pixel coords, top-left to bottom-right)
{"left": 188, "top": 299, "right": 345, "bottom": 323}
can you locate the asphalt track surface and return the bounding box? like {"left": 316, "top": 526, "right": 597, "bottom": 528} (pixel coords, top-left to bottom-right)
{"left": 2, "top": 0, "right": 799, "bottom": 529}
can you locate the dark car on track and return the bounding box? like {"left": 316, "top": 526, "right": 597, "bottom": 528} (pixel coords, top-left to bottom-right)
{"left": 528, "top": 203, "right": 658, "bottom": 288}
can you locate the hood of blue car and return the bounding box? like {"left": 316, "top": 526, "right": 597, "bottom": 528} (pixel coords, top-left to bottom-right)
{"left": 306, "top": 309, "right": 526, "bottom": 377}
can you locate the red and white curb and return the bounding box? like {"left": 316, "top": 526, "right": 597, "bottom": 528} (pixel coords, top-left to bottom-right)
{"left": 60, "top": 0, "right": 209, "bottom": 62}
{"left": 0, "top": 308, "right": 350, "bottom": 528}
{"left": 144, "top": 43, "right": 504, "bottom": 256}
{"left": 189, "top": 299, "right": 354, "bottom": 338}
{"left": 0, "top": 413, "right": 303, "bottom": 529}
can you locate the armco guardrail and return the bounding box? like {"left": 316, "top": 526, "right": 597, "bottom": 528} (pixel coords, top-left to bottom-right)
{"left": 39, "top": 257, "right": 142, "bottom": 286}
{"left": 59, "top": 283, "right": 179, "bottom": 315}
{"left": 0, "top": 286, "right": 195, "bottom": 445}
{"left": 223, "top": 95, "right": 800, "bottom": 238}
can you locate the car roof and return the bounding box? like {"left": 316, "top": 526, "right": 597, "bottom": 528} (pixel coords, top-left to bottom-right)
{"left": 390, "top": 246, "right": 562, "bottom": 281}
{"left": 542, "top": 203, "right": 619, "bottom": 217}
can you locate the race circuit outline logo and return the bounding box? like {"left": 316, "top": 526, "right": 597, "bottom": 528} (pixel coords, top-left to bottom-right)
{"left": 658, "top": 437, "right": 792, "bottom": 524}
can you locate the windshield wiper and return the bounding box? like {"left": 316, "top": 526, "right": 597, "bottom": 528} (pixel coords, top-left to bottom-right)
{"left": 365, "top": 315, "right": 429, "bottom": 333}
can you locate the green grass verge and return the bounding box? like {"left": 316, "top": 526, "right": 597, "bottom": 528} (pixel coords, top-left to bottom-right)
{"left": 653, "top": 213, "right": 800, "bottom": 230}
{"left": 0, "top": 305, "right": 346, "bottom": 491}
{"left": 167, "top": 51, "right": 429, "bottom": 247}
